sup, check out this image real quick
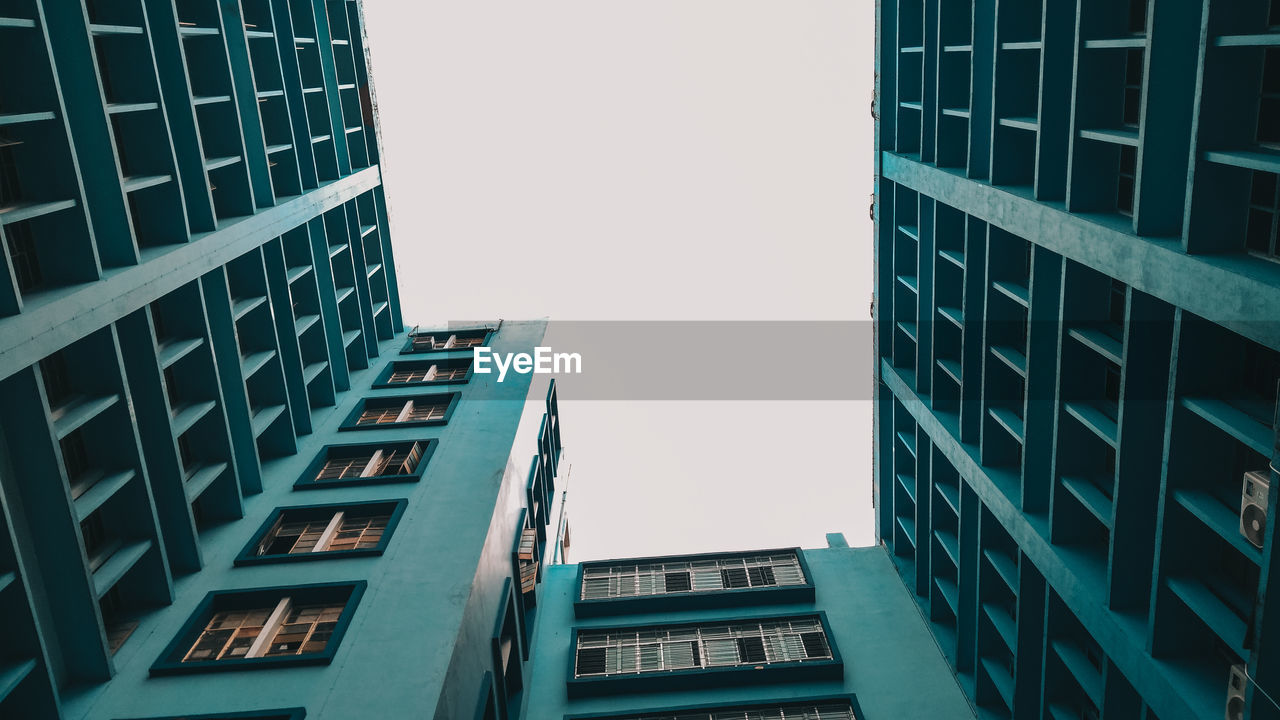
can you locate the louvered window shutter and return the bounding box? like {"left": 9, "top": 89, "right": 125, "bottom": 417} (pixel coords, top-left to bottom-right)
{"left": 636, "top": 571, "right": 658, "bottom": 596}
{"left": 777, "top": 632, "right": 806, "bottom": 662}
{"left": 518, "top": 528, "right": 537, "bottom": 560}
{"left": 614, "top": 644, "right": 635, "bottom": 674}
{"left": 616, "top": 571, "right": 638, "bottom": 597}
{"left": 664, "top": 571, "right": 692, "bottom": 592}
{"left": 520, "top": 559, "right": 538, "bottom": 593}
{"left": 721, "top": 567, "right": 749, "bottom": 588}
{"left": 401, "top": 443, "right": 424, "bottom": 474}
{"left": 691, "top": 562, "right": 723, "bottom": 591}
{"left": 800, "top": 631, "right": 829, "bottom": 659}
{"left": 702, "top": 637, "right": 739, "bottom": 666}
{"left": 576, "top": 646, "right": 606, "bottom": 676}
{"left": 736, "top": 636, "right": 767, "bottom": 664}
{"left": 582, "top": 576, "right": 611, "bottom": 600}
{"left": 662, "top": 640, "right": 699, "bottom": 670}
{"left": 772, "top": 555, "right": 805, "bottom": 584}
{"left": 638, "top": 643, "right": 662, "bottom": 671}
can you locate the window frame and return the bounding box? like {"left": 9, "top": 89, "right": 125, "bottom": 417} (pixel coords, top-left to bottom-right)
{"left": 400, "top": 327, "right": 494, "bottom": 355}
{"left": 511, "top": 508, "right": 540, "bottom": 660}
{"left": 539, "top": 413, "right": 558, "bottom": 483}
{"left": 562, "top": 694, "right": 864, "bottom": 720}
{"left": 474, "top": 671, "right": 499, "bottom": 720}
{"left": 491, "top": 578, "right": 525, "bottom": 720}
{"left": 527, "top": 455, "right": 549, "bottom": 544}
{"left": 150, "top": 581, "right": 366, "bottom": 676}
{"left": 373, "top": 357, "right": 475, "bottom": 388}
{"left": 573, "top": 548, "right": 816, "bottom": 618}
{"left": 1246, "top": 170, "right": 1280, "bottom": 262}
{"left": 294, "top": 439, "right": 437, "bottom": 490}
{"left": 546, "top": 378, "right": 563, "bottom": 464}
{"left": 564, "top": 611, "right": 842, "bottom": 698}
{"left": 339, "top": 393, "right": 462, "bottom": 431}
{"left": 234, "top": 499, "right": 408, "bottom": 566}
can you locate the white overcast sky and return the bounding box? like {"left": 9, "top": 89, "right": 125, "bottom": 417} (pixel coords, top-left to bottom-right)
{"left": 363, "top": 1, "right": 876, "bottom": 560}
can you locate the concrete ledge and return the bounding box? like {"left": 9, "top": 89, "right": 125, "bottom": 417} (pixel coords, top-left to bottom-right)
{"left": 0, "top": 166, "right": 383, "bottom": 381}
{"left": 881, "top": 153, "right": 1280, "bottom": 351}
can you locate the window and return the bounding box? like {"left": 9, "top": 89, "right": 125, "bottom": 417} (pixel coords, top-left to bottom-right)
{"left": 581, "top": 552, "right": 807, "bottom": 600}
{"left": 341, "top": 394, "right": 459, "bottom": 430}
{"left": 546, "top": 378, "right": 562, "bottom": 460}
{"left": 60, "top": 430, "right": 90, "bottom": 489}
{"left": 474, "top": 672, "right": 498, "bottom": 720}
{"left": 362, "top": 401, "right": 443, "bottom": 424}
{"left": 1107, "top": 279, "right": 1127, "bottom": 327}
{"left": 1247, "top": 171, "right": 1279, "bottom": 261}
{"left": 1121, "top": 49, "right": 1144, "bottom": 128}
{"left": 518, "top": 527, "right": 539, "bottom": 594}
{"left": 405, "top": 328, "right": 491, "bottom": 353}
{"left": 539, "top": 414, "right": 558, "bottom": 480}
{"left": 297, "top": 441, "right": 434, "bottom": 489}
{"left": 0, "top": 139, "right": 20, "bottom": 204}
{"left": 491, "top": 580, "right": 524, "bottom": 719}
{"left": 101, "top": 585, "right": 139, "bottom": 655}
{"left": 1103, "top": 363, "right": 1122, "bottom": 417}
{"left": 1116, "top": 146, "right": 1137, "bottom": 216}
{"left": 579, "top": 701, "right": 859, "bottom": 720}
{"left": 80, "top": 511, "right": 117, "bottom": 572}
{"left": 392, "top": 369, "right": 428, "bottom": 384}
{"left": 509, "top": 510, "right": 539, "bottom": 662}
{"left": 317, "top": 443, "right": 420, "bottom": 480}
{"left": 1259, "top": 48, "right": 1280, "bottom": 147}
{"left": 39, "top": 351, "right": 71, "bottom": 407}
{"left": 151, "top": 582, "right": 365, "bottom": 675}
{"left": 237, "top": 501, "right": 405, "bottom": 565}
{"left": 177, "top": 434, "right": 196, "bottom": 475}
{"left": 163, "top": 367, "right": 182, "bottom": 410}
{"left": 1242, "top": 340, "right": 1280, "bottom": 421}
{"left": 184, "top": 603, "right": 341, "bottom": 662}
{"left": 1127, "top": 0, "right": 1146, "bottom": 34}
{"left": 574, "top": 617, "right": 832, "bottom": 678}
{"left": 376, "top": 358, "right": 472, "bottom": 387}
{"left": 6, "top": 221, "right": 41, "bottom": 293}
{"left": 150, "top": 302, "right": 168, "bottom": 339}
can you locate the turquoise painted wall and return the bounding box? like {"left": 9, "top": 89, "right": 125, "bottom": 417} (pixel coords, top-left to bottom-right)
{"left": 874, "top": 1, "right": 1280, "bottom": 718}
{"left": 521, "top": 545, "right": 977, "bottom": 720}
{"left": 58, "top": 320, "right": 550, "bottom": 720}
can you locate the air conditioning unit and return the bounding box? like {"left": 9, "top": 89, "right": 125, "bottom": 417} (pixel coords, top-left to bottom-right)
{"left": 1240, "top": 471, "right": 1270, "bottom": 550}
{"left": 1227, "top": 663, "right": 1248, "bottom": 720}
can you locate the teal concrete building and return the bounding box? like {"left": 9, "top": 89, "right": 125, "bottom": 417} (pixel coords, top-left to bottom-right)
{"left": 520, "top": 541, "right": 977, "bottom": 720}
{"left": 875, "top": 0, "right": 1280, "bottom": 718}
{"left": 0, "top": 1, "right": 566, "bottom": 718}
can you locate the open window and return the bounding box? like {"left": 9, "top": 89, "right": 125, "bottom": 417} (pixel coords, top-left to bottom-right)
{"left": 375, "top": 358, "right": 473, "bottom": 388}
{"left": 403, "top": 327, "right": 493, "bottom": 354}
{"left": 151, "top": 582, "right": 365, "bottom": 675}
{"left": 236, "top": 500, "right": 406, "bottom": 565}
{"left": 576, "top": 550, "right": 813, "bottom": 617}
{"left": 296, "top": 440, "right": 434, "bottom": 489}
{"left": 340, "top": 394, "right": 460, "bottom": 430}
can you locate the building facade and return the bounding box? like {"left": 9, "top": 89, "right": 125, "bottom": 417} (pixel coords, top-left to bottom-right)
{"left": 520, "top": 541, "right": 977, "bottom": 720}
{"left": 874, "top": 0, "right": 1280, "bottom": 719}
{"left": 0, "top": 2, "right": 566, "bottom": 718}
